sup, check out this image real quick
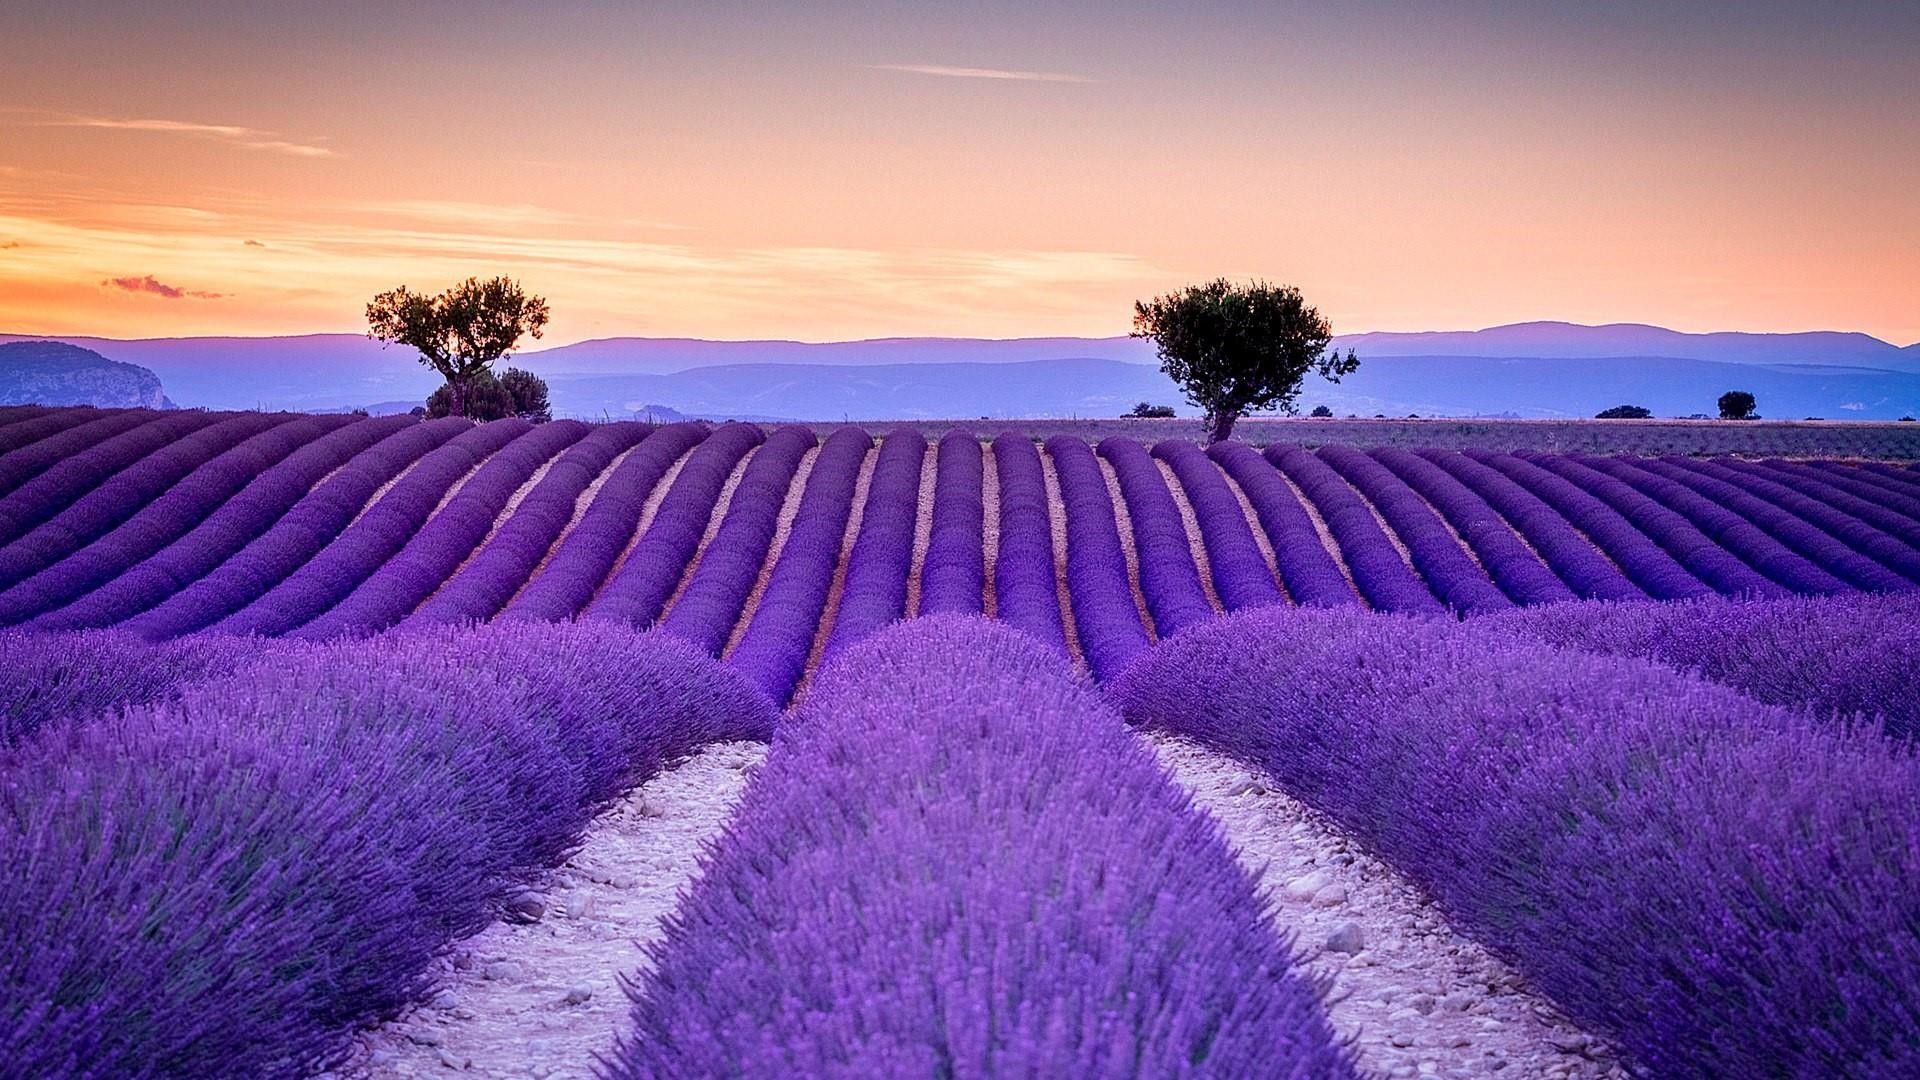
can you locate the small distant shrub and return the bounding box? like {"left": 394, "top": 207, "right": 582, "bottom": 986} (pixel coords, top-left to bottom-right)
{"left": 1310, "top": 404, "right": 1333, "bottom": 417}
{"left": 1718, "top": 390, "right": 1758, "bottom": 420}
{"left": 1901, "top": 416, "right": 1917, "bottom": 423}
{"left": 1597, "top": 405, "right": 1653, "bottom": 419}
{"left": 1126, "top": 401, "right": 1176, "bottom": 418}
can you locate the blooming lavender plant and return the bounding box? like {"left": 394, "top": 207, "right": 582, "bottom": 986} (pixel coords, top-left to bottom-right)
{"left": 587, "top": 422, "right": 766, "bottom": 626}
{"left": 407, "top": 421, "right": 655, "bottom": 626}
{"left": 1265, "top": 444, "right": 1444, "bottom": 614}
{"left": 655, "top": 425, "right": 816, "bottom": 652}
{"left": 1045, "top": 435, "right": 1149, "bottom": 679}
{"left": 989, "top": 432, "right": 1068, "bottom": 652}
{"left": 295, "top": 419, "right": 591, "bottom": 639}
{"left": 503, "top": 421, "right": 710, "bottom": 621}
{"left": 1097, "top": 436, "right": 1216, "bottom": 635}
{"left": 917, "top": 429, "right": 985, "bottom": 615}
{"left": 726, "top": 426, "right": 872, "bottom": 703}
{"left": 1317, "top": 444, "right": 1511, "bottom": 614}
{"left": 16, "top": 415, "right": 420, "bottom": 630}
{"left": 820, "top": 429, "right": 927, "bottom": 659}
{"left": 1151, "top": 439, "right": 1284, "bottom": 612}
{"left": 0, "top": 620, "right": 775, "bottom": 1078}
{"left": 202, "top": 419, "right": 529, "bottom": 638}
{"left": 610, "top": 616, "right": 1357, "bottom": 1079}
{"left": 1113, "top": 605, "right": 1920, "bottom": 1077}
{"left": 1367, "top": 447, "right": 1577, "bottom": 606}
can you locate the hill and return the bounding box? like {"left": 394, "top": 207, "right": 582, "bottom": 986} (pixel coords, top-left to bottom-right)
{"left": 6, "top": 323, "right": 1919, "bottom": 417}
{"left": 0, "top": 341, "right": 172, "bottom": 408}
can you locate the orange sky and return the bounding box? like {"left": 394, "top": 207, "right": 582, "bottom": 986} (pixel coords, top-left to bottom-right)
{"left": 1, "top": 2, "right": 1915, "bottom": 345}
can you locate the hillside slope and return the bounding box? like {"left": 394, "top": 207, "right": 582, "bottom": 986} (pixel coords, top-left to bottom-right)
{"left": 0, "top": 341, "right": 172, "bottom": 408}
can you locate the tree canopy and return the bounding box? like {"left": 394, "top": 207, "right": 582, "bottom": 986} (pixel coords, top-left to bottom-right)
{"left": 1718, "top": 391, "right": 1758, "bottom": 420}
{"left": 1597, "top": 405, "right": 1654, "bottom": 419}
{"left": 367, "top": 276, "right": 550, "bottom": 417}
{"left": 1131, "top": 279, "right": 1358, "bottom": 443}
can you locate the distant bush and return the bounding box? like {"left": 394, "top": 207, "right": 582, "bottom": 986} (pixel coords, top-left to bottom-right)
{"left": 1310, "top": 404, "right": 1333, "bottom": 417}
{"left": 1596, "top": 405, "right": 1653, "bottom": 419}
{"left": 1125, "top": 401, "right": 1176, "bottom": 418}
{"left": 1902, "top": 416, "right": 1917, "bottom": 423}
{"left": 1718, "top": 390, "right": 1758, "bottom": 420}
{"left": 425, "top": 367, "right": 551, "bottom": 422}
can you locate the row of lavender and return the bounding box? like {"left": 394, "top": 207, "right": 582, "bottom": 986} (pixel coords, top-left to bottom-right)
{"left": 9, "top": 407, "right": 1920, "bottom": 702}
{"left": 3, "top": 589, "right": 1916, "bottom": 1074}
{"left": 0, "top": 615, "right": 1357, "bottom": 1077}
{"left": 1115, "top": 597, "right": 1920, "bottom": 1077}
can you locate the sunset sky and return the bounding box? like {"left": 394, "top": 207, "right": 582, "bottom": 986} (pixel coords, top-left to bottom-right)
{"left": 1, "top": 1, "right": 1915, "bottom": 345}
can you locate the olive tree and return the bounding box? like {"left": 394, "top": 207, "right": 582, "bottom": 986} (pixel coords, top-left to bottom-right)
{"left": 1131, "top": 279, "right": 1358, "bottom": 443}
{"left": 367, "top": 276, "right": 550, "bottom": 418}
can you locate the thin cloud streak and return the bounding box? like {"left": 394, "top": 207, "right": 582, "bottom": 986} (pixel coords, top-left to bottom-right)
{"left": 870, "top": 64, "right": 1094, "bottom": 83}
{"left": 28, "top": 113, "right": 337, "bottom": 158}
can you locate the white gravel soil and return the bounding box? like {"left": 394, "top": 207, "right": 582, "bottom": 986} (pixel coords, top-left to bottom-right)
{"left": 321, "top": 741, "right": 767, "bottom": 1080}
{"left": 1147, "top": 732, "right": 1624, "bottom": 1080}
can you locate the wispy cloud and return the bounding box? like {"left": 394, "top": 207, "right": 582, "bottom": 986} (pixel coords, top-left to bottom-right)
{"left": 102, "top": 274, "right": 225, "bottom": 300}
{"left": 243, "top": 239, "right": 266, "bottom": 247}
{"left": 26, "top": 113, "right": 336, "bottom": 158}
{"left": 870, "top": 64, "right": 1094, "bottom": 84}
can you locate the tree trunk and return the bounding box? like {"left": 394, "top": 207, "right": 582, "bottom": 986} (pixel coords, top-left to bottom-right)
{"left": 450, "top": 375, "right": 467, "bottom": 418}
{"left": 1206, "top": 410, "right": 1238, "bottom": 445}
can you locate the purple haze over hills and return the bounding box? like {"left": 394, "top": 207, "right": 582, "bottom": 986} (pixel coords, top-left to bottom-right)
{"left": 3, "top": 322, "right": 1918, "bottom": 418}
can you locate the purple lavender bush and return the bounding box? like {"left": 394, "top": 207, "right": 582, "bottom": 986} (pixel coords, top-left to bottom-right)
{"left": 0, "top": 620, "right": 775, "bottom": 1078}
{"left": 1478, "top": 592, "right": 1920, "bottom": 738}
{"left": 106, "top": 417, "right": 471, "bottom": 639}
{"left": 819, "top": 429, "right": 927, "bottom": 659}
{"left": 1265, "top": 444, "right": 1443, "bottom": 614}
{"left": 0, "top": 411, "right": 311, "bottom": 586}
{"left": 917, "top": 429, "right": 985, "bottom": 615}
{"left": 204, "top": 419, "right": 529, "bottom": 638}
{"left": 1097, "top": 436, "right": 1215, "bottom": 635}
{"left": 587, "top": 422, "right": 765, "bottom": 627}
{"left": 1045, "top": 435, "right": 1149, "bottom": 679}
{"left": 1207, "top": 441, "right": 1358, "bottom": 607}
{"left": 1415, "top": 449, "right": 1645, "bottom": 601}
{"left": 1641, "top": 456, "right": 1919, "bottom": 589}
{"left": 1368, "top": 447, "right": 1577, "bottom": 606}
{"left": 0, "top": 408, "right": 235, "bottom": 547}
{"left": 295, "top": 419, "right": 590, "bottom": 639}
{"left": 1469, "top": 450, "right": 1719, "bottom": 599}
{"left": 407, "top": 421, "right": 654, "bottom": 627}
{"left": 503, "top": 422, "right": 709, "bottom": 621}
{"left": 14, "top": 414, "right": 415, "bottom": 631}
{"left": 1152, "top": 439, "right": 1284, "bottom": 612}
{"left": 0, "top": 630, "right": 260, "bottom": 747}
{"left": 1732, "top": 458, "right": 1920, "bottom": 561}
{"left": 1112, "top": 605, "right": 1920, "bottom": 1078}
{"left": 1518, "top": 452, "right": 1788, "bottom": 597}
{"left": 1317, "top": 444, "right": 1510, "bottom": 614}
{"left": 0, "top": 409, "right": 157, "bottom": 496}
{"left": 726, "top": 426, "right": 872, "bottom": 703}
{"left": 610, "top": 616, "right": 1356, "bottom": 1079}
{"left": 989, "top": 432, "right": 1068, "bottom": 652}
{"left": 653, "top": 425, "right": 815, "bottom": 652}
{"left": 1561, "top": 453, "right": 1851, "bottom": 595}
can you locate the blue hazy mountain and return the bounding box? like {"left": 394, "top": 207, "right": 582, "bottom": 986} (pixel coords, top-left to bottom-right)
{"left": 3, "top": 324, "right": 1916, "bottom": 418}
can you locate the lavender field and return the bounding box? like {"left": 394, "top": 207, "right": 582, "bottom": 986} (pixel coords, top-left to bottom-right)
{"left": 4, "top": 402, "right": 1920, "bottom": 1078}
